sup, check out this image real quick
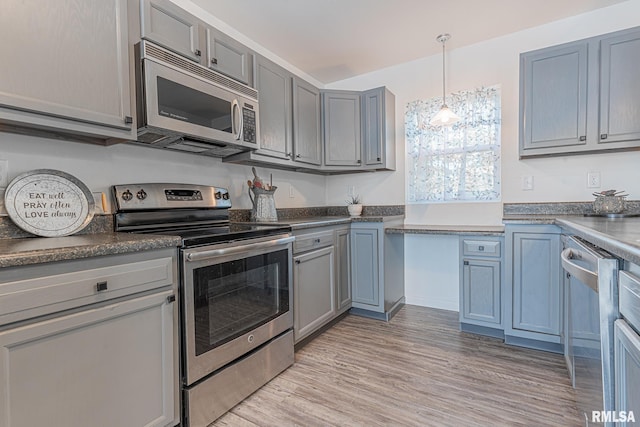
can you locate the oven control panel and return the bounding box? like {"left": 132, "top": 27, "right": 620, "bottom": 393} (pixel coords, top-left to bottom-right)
{"left": 113, "top": 183, "right": 231, "bottom": 211}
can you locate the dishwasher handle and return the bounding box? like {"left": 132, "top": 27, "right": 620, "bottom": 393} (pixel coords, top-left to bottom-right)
{"left": 561, "top": 248, "right": 598, "bottom": 292}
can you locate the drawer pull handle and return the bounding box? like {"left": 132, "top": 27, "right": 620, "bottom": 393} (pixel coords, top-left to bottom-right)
{"left": 96, "top": 281, "right": 108, "bottom": 292}
{"left": 314, "top": 238, "right": 321, "bottom": 243}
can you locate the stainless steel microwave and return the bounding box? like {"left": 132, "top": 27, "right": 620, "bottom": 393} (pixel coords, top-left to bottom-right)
{"left": 133, "top": 40, "right": 259, "bottom": 157}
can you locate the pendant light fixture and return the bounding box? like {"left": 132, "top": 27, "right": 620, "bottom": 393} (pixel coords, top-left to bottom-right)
{"left": 430, "top": 33, "right": 460, "bottom": 127}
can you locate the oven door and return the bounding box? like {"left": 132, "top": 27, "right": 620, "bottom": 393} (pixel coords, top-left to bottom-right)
{"left": 182, "top": 234, "right": 293, "bottom": 385}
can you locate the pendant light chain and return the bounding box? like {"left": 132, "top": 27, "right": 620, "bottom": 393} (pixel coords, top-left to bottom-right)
{"left": 441, "top": 39, "right": 446, "bottom": 107}
{"left": 430, "top": 33, "right": 460, "bottom": 127}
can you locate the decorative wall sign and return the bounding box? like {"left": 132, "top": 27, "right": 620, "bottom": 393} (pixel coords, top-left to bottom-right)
{"left": 4, "top": 169, "right": 95, "bottom": 237}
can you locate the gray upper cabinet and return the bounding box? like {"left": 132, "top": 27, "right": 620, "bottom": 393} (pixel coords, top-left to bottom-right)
{"left": 520, "top": 26, "right": 640, "bottom": 158}
{"left": 141, "top": 0, "right": 201, "bottom": 62}
{"left": 520, "top": 41, "right": 588, "bottom": 152}
{"left": 323, "top": 91, "right": 361, "bottom": 167}
{"left": 505, "top": 225, "right": 562, "bottom": 351}
{"left": 362, "top": 87, "right": 395, "bottom": 170}
{"left": 599, "top": 29, "right": 640, "bottom": 145}
{"left": 292, "top": 77, "right": 322, "bottom": 166}
{"left": 0, "top": 0, "right": 134, "bottom": 143}
{"left": 205, "top": 27, "right": 251, "bottom": 85}
{"left": 140, "top": 0, "right": 253, "bottom": 86}
{"left": 254, "top": 56, "right": 292, "bottom": 160}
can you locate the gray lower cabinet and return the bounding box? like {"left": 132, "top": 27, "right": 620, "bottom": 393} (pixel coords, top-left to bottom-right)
{"left": 0, "top": 0, "right": 134, "bottom": 143}
{"left": 350, "top": 219, "right": 404, "bottom": 321}
{"left": 505, "top": 224, "right": 562, "bottom": 351}
{"left": 292, "top": 77, "right": 323, "bottom": 166}
{"left": 459, "top": 236, "right": 504, "bottom": 337}
{"left": 0, "top": 249, "right": 179, "bottom": 427}
{"left": 336, "top": 227, "right": 352, "bottom": 313}
{"left": 520, "top": 26, "right": 640, "bottom": 157}
{"left": 294, "top": 245, "right": 336, "bottom": 342}
{"left": 614, "top": 319, "right": 640, "bottom": 424}
{"left": 140, "top": 0, "right": 253, "bottom": 86}
{"left": 293, "top": 226, "right": 351, "bottom": 343}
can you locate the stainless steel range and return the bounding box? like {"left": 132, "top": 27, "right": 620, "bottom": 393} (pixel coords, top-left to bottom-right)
{"left": 113, "top": 183, "right": 294, "bottom": 427}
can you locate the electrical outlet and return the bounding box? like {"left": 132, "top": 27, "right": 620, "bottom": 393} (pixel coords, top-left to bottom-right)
{"left": 0, "top": 160, "right": 8, "bottom": 188}
{"left": 289, "top": 184, "right": 294, "bottom": 198}
{"left": 587, "top": 171, "right": 601, "bottom": 188}
{"left": 522, "top": 175, "right": 534, "bottom": 191}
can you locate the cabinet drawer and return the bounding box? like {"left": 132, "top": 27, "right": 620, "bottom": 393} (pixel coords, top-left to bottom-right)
{"left": 293, "top": 230, "right": 334, "bottom": 254}
{"left": 463, "top": 240, "right": 501, "bottom": 257}
{"left": 0, "top": 256, "right": 174, "bottom": 326}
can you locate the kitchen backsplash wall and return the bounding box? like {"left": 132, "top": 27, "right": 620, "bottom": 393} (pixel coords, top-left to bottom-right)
{"left": 325, "top": 0, "right": 640, "bottom": 225}
{"left": 0, "top": 132, "right": 328, "bottom": 213}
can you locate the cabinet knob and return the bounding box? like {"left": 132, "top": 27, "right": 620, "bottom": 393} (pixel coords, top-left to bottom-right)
{"left": 96, "top": 281, "right": 108, "bottom": 292}
{"left": 211, "top": 58, "right": 218, "bottom": 65}
{"left": 600, "top": 133, "right": 608, "bottom": 140}
{"left": 377, "top": 157, "right": 381, "bottom": 162}
{"left": 167, "top": 294, "right": 176, "bottom": 304}
{"left": 463, "top": 261, "right": 469, "bottom": 266}
{"left": 296, "top": 154, "right": 301, "bottom": 158}
{"left": 194, "top": 49, "right": 201, "bottom": 57}
{"left": 295, "top": 259, "right": 301, "bottom": 264}
{"left": 579, "top": 135, "right": 586, "bottom": 141}
{"left": 124, "top": 116, "right": 133, "bottom": 125}
{"left": 314, "top": 238, "right": 321, "bottom": 243}
{"left": 357, "top": 159, "right": 361, "bottom": 164}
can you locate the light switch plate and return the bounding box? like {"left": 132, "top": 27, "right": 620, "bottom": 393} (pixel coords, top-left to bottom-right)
{"left": 522, "top": 175, "right": 534, "bottom": 191}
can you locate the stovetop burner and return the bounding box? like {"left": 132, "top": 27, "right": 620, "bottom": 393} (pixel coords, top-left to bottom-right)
{"left": 147, "top": 223, "right": 291, "bottom": 247}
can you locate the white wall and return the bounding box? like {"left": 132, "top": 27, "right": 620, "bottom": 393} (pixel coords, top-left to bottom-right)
{"left": 327, "top": 0, "right": 640, "bottom": 226}
{"left": 0, "top": 134, "right": 327, "bottom": 212}
{"left": 326, "top": 0, "right": 640, "bottom": 309}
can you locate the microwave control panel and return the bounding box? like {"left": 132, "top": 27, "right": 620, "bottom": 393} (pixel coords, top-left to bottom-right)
{"left": 242, "top": 107, "right": 257, "bottom": 144}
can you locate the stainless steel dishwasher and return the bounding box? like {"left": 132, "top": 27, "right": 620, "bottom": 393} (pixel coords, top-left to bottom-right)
{"left": 561, "top": 235, "right": 619, "bottom": 426}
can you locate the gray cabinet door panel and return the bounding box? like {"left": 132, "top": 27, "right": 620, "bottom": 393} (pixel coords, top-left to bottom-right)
{"left": 206, "top": 28, "right": 251, "bottom": 85}
{"left": 255, "top": 56, "right": 292, "bottom": 159}
{"left": 336, "top": 228, "right": 352, "bottom": 312}
{"left": 521, "top": 42, "right": 588, "bottom": 151}
{"left": 351, "top": 228, "right": 379, "bottom": 306}
{"left": 0, "top": 0, "right": 133, "bottom": 133}
{"left": 614, "top": 320, "right": 640, "bottom": 419}
{"left": 292, "top": 78, "right": 322, "bottom": 166}
{"left": 323, "top": 92, "right": 361, "bottom": 166}
{"left": 141, "top": 0, "right": 201, "bottom": 62}
{"left": 599, "top": 30, "right": 640, "bottom": 144}
{"left": 512, "top": 233, "right": 561, "bottom": 335}
{"left": 362, "top": 88, "right": 384, "bottom": 166}
{"left": 463, "top": 259, "right": 501, "bottom": 324}
{"left": 294, "top": 246, "right": 336, "bottom": 342}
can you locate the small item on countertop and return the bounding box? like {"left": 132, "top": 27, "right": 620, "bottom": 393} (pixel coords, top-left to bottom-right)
{"left": 592, "top": 189, "right": 628, "bottom": 214}
{"left": 101, "top": 192, "right": 107, "bottom": 213}
{"left": 251, "top": 167, "right": 264, "bottom": 189}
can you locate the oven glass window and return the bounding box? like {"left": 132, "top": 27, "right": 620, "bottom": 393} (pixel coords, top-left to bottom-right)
{"left": 156, "top": 77, "right": 232, "bottom": 133}
{"left": 192, "top": 249, "right": 289, "bottom": 355}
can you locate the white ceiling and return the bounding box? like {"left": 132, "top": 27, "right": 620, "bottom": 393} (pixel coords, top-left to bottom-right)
{"left": 192, "top": 0, "right": 628, "bottom": 83}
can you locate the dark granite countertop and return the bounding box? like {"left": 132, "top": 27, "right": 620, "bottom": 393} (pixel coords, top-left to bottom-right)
{"left": 0, "top": 233, "right": 182, "bottom": 269}
{"left": 386, "top": 224, "right": 504, "bottom": 236}
{"left": 248, "top": 215, "right": 405, "bottom": 230}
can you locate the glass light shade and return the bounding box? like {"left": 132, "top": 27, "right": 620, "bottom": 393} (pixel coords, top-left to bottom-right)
{"left": 430, "top": 105, "right": 460, "bottom": 127}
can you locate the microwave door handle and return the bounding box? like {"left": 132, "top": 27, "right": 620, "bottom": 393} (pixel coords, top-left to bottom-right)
{"left": 231, "top": 99, "right": 242, "bottom": 141}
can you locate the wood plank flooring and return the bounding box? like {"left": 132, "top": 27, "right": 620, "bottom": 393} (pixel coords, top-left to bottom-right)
{"left": 213, "top": 305, "right": 582, "bottom": 426}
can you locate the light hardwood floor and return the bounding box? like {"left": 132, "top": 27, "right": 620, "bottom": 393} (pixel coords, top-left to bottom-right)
{"left": 213, "top": 305, "right": 582, "bottom": 426}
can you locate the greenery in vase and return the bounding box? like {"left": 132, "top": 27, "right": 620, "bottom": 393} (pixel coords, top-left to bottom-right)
{"left": 346, "top": 195, "right": 362, "bottom": 205}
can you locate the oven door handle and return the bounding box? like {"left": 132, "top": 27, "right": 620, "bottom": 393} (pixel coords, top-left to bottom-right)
{"left": 185, "top": 236, "right": 295, "bottom": 262}
{"left": 561, "top": 248, "right": 598, "bottom": 291}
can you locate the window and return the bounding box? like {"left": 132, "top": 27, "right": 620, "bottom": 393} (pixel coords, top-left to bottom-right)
{"left": 405, "top": 85, "right": 501, "bottom": 202}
